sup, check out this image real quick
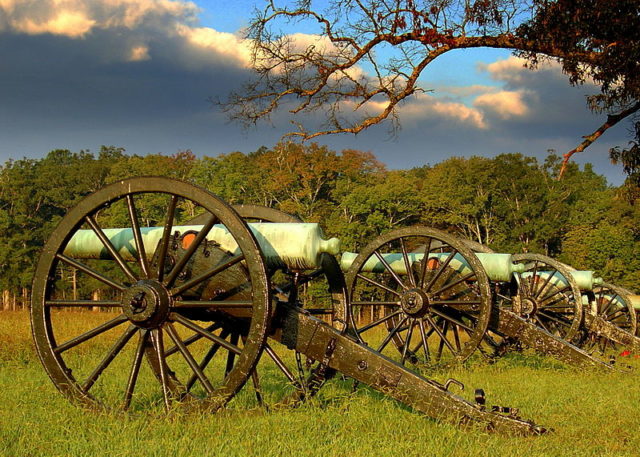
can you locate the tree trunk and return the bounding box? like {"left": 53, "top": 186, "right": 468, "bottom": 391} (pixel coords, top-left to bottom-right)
{"left": 92, "top": 290, "right": 101, "bottom": 312}
{"left": 73, "top": 269, "right": 77, "bottom": 301}
{"left": 2, "top": 290, "right": 9, "bottom": 311}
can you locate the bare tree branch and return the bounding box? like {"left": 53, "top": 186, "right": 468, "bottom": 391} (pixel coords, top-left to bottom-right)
{"left": 558, "top": 101, "right": 640, "bottom": 179}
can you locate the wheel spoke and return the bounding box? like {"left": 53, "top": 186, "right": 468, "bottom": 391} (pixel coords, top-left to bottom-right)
{"left": 85, "top": 215, "right": 138, "bottom": 283}
{"left": 82, "top": 325, "right": 138, "bottom": 393}
{"left": 357, "top": 311, "right": 402, "bottom": 334}
{"left": 126, "top": 195, "right": 151, "bottom": 279}
{"left": 426, "top": 315, "right": 456, "bottom": 355}
{"left": 533, "top": 269, "right": 558, "bottom": 298}
{"left": 542, "top": 304, "right": 575, "bottom": 309}
{"left": 431, "top": 272, "right": 476, "bottom": 296}
{"left": 537, "top": 311, "right": 570, "bottom": 329}
{"left": 599, "top": 295, "right": 617, "bottom": 317}
{"left": 401, "top": 319, "right": 415, "bottom": 364}
{"left": 151, "top": 328, "right": 171, "bottom": 409}
{"left": 530, "top": 261, "right": 539, "bottom": 286}
{"left": 373, "top": 249, "right": 407, "bottom": 291}
{"left": 224, "top": 333, "right": 240, "bottom": 378}
{"left": 376, "top": 316, "right": 408, "bottom": 353}
{"left": 249, "top": 367, "right": 264, "bottom": 407}
{"left": 54, "top": 314, "right": 128, "bottom": 354}
{"left": 429, "top": 300, "right": 482, "bottom": 306}
{"left": 165, "top": 214, "right": 217, "bottom": 288}
{"left": 539, "top": 286, "right": 571, "bottom": 306}
{"left": 418, "top": 320, "right": 431, "bottom": 362}
{"left": 166, "top": 323, "right": 214, "bottom": 394}
{"left": 46, "top": 300, "right": 121, "bottom": 308}
{"left": 264, "top": 343, "right": 299, "bottom": 386}
{"left": 452, "top": 325, "right": 462, "bottom": 352}
{"left": 606, "top": 308, "right": 626, "bottom": 321}
{"left": 429, "top": 308, "right": 475, "bottom": 332}
{"left": 157, "top": 195, "right": 178, "bottom": 282}
{"left": 400, "top": 238, "right": 416, "bottom": 288}
{"left": 164, "top": 323, "right": 221, "bottom": 357}
{"left": 424, "top": 249, "right": 458, "bottom": 292}
{"left": 185, "top": 329, "right": 230, "bottom": 392}
{"left": 171, "top": 254, "right": 245, "bottom": 297}
{"left": 56, "top": 254, "right": 126, "bottom": 292}
{"left": 350, "top": 300, "right": 400, "bottom": 306}
{"left": 436, "top": 321, "right": 448, "bottom": 360}
{"left": 123, "top": 329, "right": 148, "bottom": 410}
{"left": 419, "top": 238, "right": 433, "bottom": 289}
{"left": 356, "top": 273, "right": 401, "bottom": 297}
{"left": 173, "top": 300, "right": 253, "bottom": 308}
{"left": 172, "top": 314, "right": 242, "bottom": 355}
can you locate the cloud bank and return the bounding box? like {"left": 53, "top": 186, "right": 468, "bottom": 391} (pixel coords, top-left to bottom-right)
{"left": 0, "top": 0, "right": 630, "bottom": 184}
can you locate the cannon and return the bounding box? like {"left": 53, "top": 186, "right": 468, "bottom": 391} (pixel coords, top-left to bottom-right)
{"left": 343, "top": 229, "right": 614, "bottom": 370}
{"left": 30, "top": 177, "right": 546, "bottom": 435}
{"left": 513, "top": 256, "right": 640, "bottom": 356}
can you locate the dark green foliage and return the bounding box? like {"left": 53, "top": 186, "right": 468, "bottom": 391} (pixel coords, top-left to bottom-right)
{"left": 0, "top": 142, "right": 637, "bottom": 302}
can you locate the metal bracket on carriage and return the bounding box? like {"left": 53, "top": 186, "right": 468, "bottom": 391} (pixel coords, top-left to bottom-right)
{"left": 305, "top": 337, "right": 338, "bottom": 394}
{"left": 443, "top": 378, "right": 464, "bottom": 393}
{"left": 471, "top": 388, "right": 531, "bottom": 425}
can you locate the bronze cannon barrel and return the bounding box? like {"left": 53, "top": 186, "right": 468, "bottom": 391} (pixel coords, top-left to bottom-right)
{"left": 64, "top": 222, "right": 341, "bottom": 270}
{"left": 340, "top": 251, "right": 524, "bottom": 282}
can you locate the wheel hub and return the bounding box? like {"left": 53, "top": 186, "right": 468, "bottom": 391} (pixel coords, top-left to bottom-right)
{"left": 516, "top": 296, "right": 538, "bottom": 316}
{"left": 400, "top": 288, "right": 430, "bottom": 317}
{"left": 121, "top": 280, "right": 172, "bottom": 328}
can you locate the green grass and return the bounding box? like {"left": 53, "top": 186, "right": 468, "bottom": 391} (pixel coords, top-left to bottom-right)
{"left": 2, "top": 310, "right": 640, "bottom": 457}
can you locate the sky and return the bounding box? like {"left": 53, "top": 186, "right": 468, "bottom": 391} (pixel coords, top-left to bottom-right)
{"left": 0, "top": 0, "right": 632, "bottom": 184}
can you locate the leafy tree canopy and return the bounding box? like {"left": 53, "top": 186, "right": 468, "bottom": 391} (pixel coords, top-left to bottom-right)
{"left": 224, "top": 0, "right": 640, "bottom": 179}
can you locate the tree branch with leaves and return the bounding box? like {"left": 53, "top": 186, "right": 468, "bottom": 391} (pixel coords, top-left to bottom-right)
{"left": 224, "top": 0, "right": 640, "bottom": 177}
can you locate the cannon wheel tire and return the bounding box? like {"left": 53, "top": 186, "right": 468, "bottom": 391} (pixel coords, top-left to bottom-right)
{"left": 345, "top": 226, "right": 492, "bottom": 366}
{"left": 583, "top": 282, "right": 638, "bottom": 353}
{"left": 510, "top": 253, "right": 583, "bottom": 343}
{"left": 31, "top": 177, "right": 271, "bottom": 412}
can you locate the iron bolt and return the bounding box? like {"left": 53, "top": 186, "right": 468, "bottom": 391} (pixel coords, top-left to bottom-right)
{"left": 130, "top": 291, "right": 147, "bottom": 311}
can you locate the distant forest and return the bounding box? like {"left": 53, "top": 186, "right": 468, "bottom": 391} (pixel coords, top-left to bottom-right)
{"left": 0, "top": 143, "right": 638, "bottom": 307}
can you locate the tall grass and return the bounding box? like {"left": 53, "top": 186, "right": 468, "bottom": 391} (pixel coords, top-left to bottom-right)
{"left": 1, "top": 310, "right": 639, "bottom": 457}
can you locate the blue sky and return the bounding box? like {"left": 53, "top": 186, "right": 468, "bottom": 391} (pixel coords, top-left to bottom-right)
{"left": 0, "top": 0, "right": 630, "bottom": 184}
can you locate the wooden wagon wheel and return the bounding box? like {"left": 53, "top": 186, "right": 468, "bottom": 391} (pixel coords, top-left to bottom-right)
{"left": 510, "top": 253, "right": 583, "bottom": 343}
{"left": 31, "top": 177, "right": 271, "bottom": 411}
{"left": 345, "top": 226, "right": 492, "bottom": 366}
{"left": 581, "top": 282, "right": 638, "bottom": 353}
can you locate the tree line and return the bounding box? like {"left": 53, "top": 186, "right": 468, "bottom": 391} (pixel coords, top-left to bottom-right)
{"left": 0, "top": 143, "right": 637, "bottom": 309}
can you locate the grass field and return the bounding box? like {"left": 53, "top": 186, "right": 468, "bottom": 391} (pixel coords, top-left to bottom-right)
{"left": 2, "top": 310, "right": 640, "bottom": 457}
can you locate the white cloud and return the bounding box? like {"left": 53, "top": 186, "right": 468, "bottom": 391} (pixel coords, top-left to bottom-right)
{"left": 474, "top": 90, "right": 530, "bottom": 119}
{"left": 478, "top": 55, "right": 568, "bottom": 87}
{"left": 128, "top": 44, "right": 150, "bottom": 61}
{"left": 15, "top": 10, "right": 95, "bottom": 37}
{"left": 385, "top": 93, "right": 487, "bottom": 129}
{"left": 0, "top": 0, "right": 200, "bottom": 37}
{"left": 478, "top": 56, "right": 530, "bottom": 84}
{"left": 101, "top": 0, "right": 199, "bottom": 29}
{"left": 174, "top": 23, "right": 252, "bottom": 67}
